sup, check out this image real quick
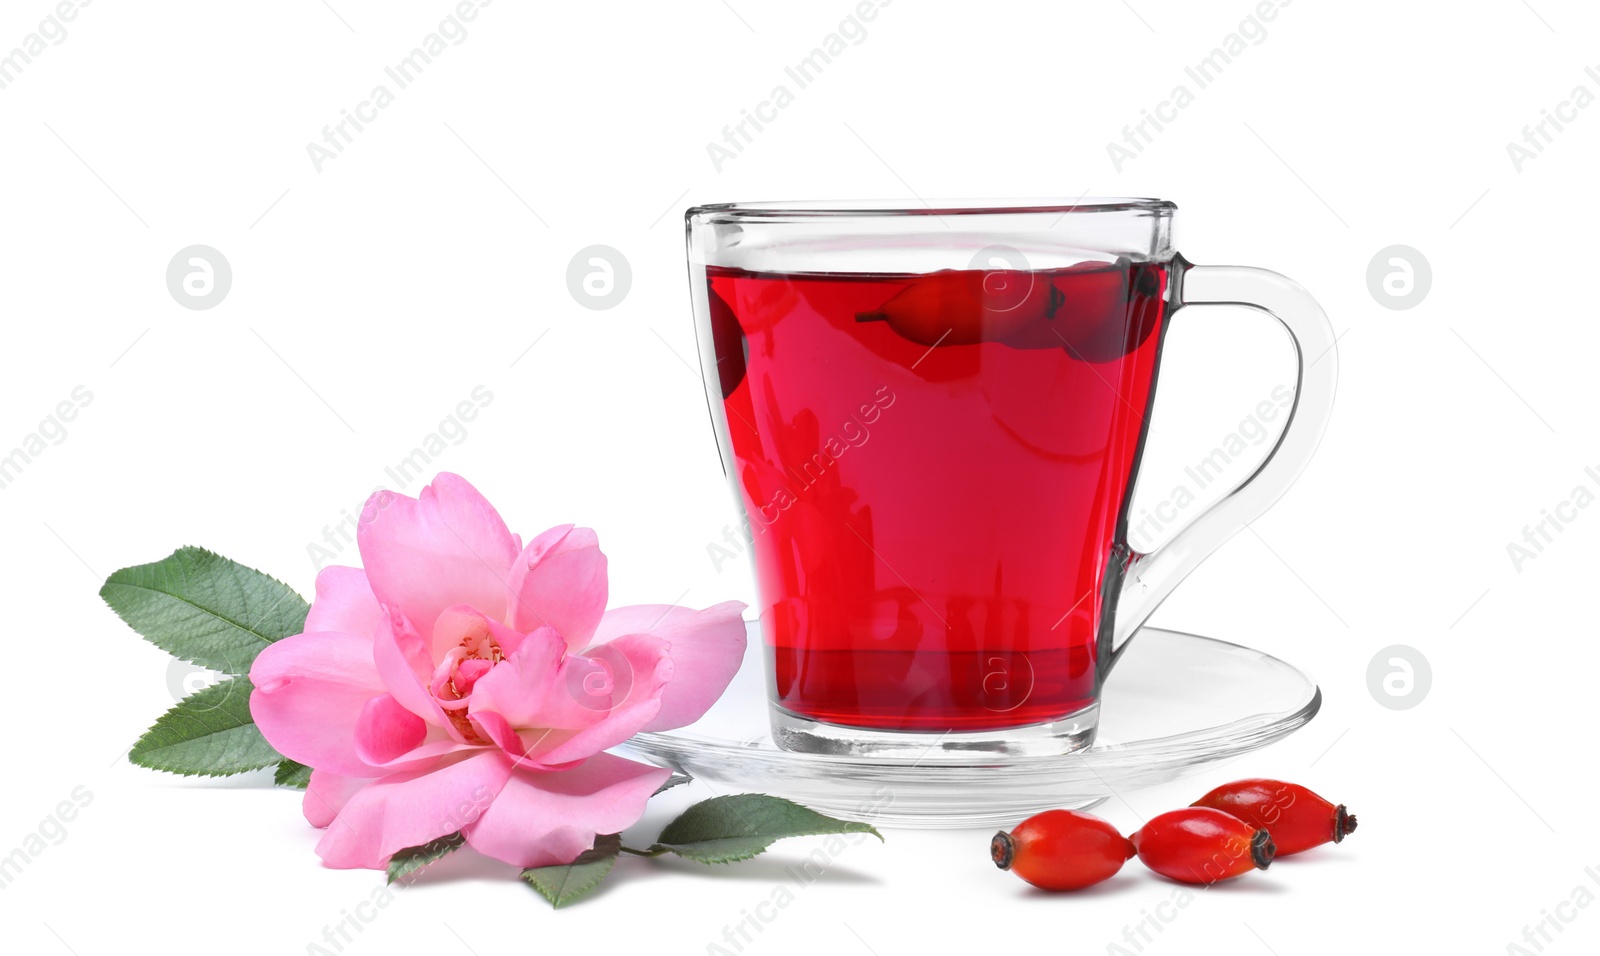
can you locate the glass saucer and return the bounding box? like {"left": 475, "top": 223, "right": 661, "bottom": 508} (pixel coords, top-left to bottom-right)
{"left": 616, "top": 624, "right": 1320, "bottom": 829}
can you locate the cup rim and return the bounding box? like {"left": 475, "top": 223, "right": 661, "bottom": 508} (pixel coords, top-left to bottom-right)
{"left": 687, "top": 197, "right": 1177, "bottom": 222}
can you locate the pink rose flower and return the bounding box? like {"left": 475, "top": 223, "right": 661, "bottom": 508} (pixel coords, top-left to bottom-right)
{"left": 248, "top": 473, "right": 746, "bottom": 870}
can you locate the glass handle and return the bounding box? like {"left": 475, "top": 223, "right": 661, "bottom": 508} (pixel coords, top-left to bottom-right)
{"left": 1107, "top": 261, "right": 1339, "bottom": 670}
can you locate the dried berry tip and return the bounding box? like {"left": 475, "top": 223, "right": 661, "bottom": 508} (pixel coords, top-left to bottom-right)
{"left": 1250, "top": 829, "right": 1276, "bottom": 870}
{"left": 1335, "top": 805, "right": 1357, "bottom": 842}
{"left": 990, "top": 831, "right": 1015, "bottom": 870}
{"left": 1046, "top": 285, "right": 1067, "bottom": 317}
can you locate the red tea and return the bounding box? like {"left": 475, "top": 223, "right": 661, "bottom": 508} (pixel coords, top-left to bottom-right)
{"left": 706, "top": 260, "right": 1171, "bottom": 732}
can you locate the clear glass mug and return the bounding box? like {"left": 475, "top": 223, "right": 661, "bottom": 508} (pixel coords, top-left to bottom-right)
{"left": 685, "top": 199, "right": 1336, "bottom": 758}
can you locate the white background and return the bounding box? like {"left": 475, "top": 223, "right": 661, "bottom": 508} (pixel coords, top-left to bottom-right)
{"left": 3, "top": 0, "right": 1598, "bottom": 953}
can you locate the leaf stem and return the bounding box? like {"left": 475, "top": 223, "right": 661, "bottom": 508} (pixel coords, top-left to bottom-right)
{"left": 617, "top": 844, "right": 667, "bottom": 857}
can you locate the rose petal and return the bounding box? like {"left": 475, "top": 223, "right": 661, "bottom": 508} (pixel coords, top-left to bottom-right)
{"left": 460, "top": 752, "right": 671, "bottom": 868}
{"left": 467, "top": 709, "right": 530, "bottom": 758}
{"left": 530, "top": 634, "right": 673, "bottom": 766}
{"left": 505, "top": 526, "right": 608, "bottom": 651}
{"left": 373, "top": 610, "right": 459, "bottom": 736}
{"left": 304, "top": 566, "right": 383, "bottom": 639}
{"left": 467, "top": 710, "right": 582, "bottom": 770}
{"left": 429, "top": 604, "right": 530, "bottom": 677}
{"left": 464, "top": 626, "right": 566, "bottom": 729}
{"left": 314, "top": 751, "right": 513, "bottom": 870}
{"left": 357, "top": 473, "right": 520, "bottom": 640}
{"left": 303, "top": 769, "right": 370, "bottom": 829}
{"left": 358, "top": 736, "right": 480, "bottom": 774}
{"left": 591, "top": 601, "right": 748, "bottom": 731}
{"left": 353, "top": 694, "right": 428, "bottom": 768}
{"left": 249, "top": 632, "right": 386, "bottom": 777}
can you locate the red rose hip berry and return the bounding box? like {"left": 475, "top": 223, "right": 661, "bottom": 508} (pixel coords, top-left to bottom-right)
{"left": 991, "top": 809, "right": 1136, "bottom": 891}
{"left": 1191, "top": 778, "right": 1357, "bottom": 856}
{"left": 1131, "top": 808, "right": 1275, "bottom": 885}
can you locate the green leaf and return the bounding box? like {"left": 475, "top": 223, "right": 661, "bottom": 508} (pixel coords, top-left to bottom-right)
{"left": 388, "top": 833, "right": 465, "bottom": 885}
{"left": 274, "top": 759, "right": 312, "bottom": 790}
{"left": 653, "top": 773, "right": 690, "bottom": 796}
{"left": 647, "top": 795, "right": 883, "bottom": 864}
{"left": 521, "top": 834, "right": 622, "bottom": 908}
{"left": 101, "top": 546, "right": 310, "bottom": 675}
{"left": 128, "top": 677, "right": 282, "bottom": 777}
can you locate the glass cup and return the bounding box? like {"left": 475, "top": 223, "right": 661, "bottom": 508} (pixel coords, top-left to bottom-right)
{"left": 685, "top": 199, "right": 1336, "bottom": 758}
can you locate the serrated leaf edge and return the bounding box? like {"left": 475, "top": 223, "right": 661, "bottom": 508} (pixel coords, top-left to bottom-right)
{"left": 521, "top": 834, "right": 622, "bottom": 908}
{"left": 274, "top": 759, "right": 312, "bottom": 789}
{"left": 647, "top": 793, "right": 883, "bottom": 865}
{"left": 387, "top": 832, "right": 466, "bottom": 885}
{"left": 126, "top": 677, "right": 284, "bottom": 778}
{"left": 100, "top": 545, "right": 310, "bottom": 674}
